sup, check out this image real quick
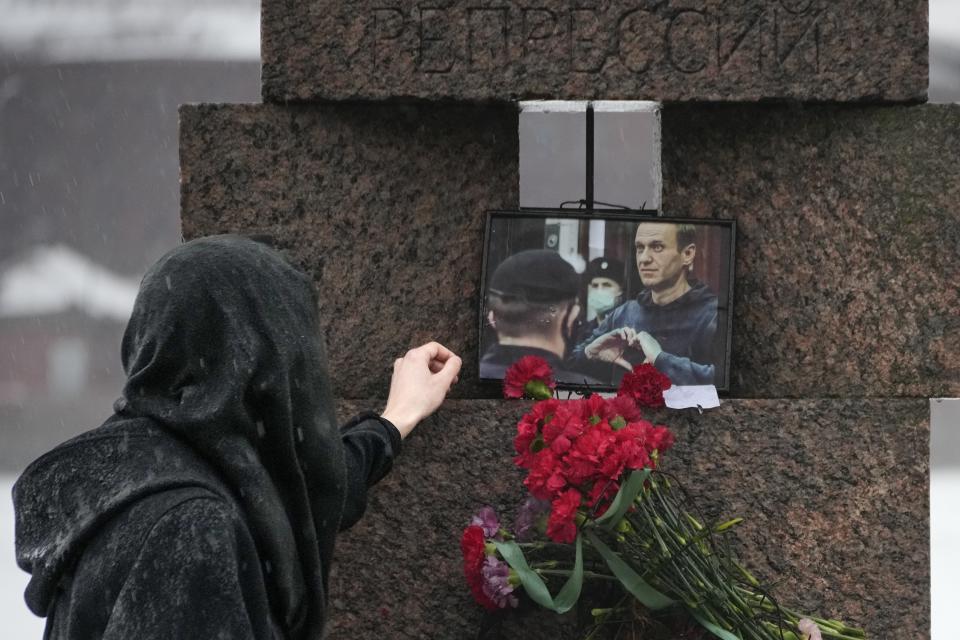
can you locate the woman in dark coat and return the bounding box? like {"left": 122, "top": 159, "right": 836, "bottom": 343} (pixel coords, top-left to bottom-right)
{"left": 12, "top": 235, "right": 461, "bottom": 639}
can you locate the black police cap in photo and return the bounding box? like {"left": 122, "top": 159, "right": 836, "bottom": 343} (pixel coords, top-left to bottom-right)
{"left": 489, "top": 250, "right": 580, "bottom": 304}
{"left": 584, "top": 257, "right": 625, "bottom": 288}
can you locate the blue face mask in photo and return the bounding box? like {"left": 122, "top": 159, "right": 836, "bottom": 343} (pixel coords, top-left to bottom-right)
{"left": 588, "top": 288, "right": 620, "bottom": 316}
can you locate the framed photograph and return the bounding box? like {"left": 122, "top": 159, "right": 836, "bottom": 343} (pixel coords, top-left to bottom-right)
{"left": 478, "top": 209, "right": 735, "bottom": 392}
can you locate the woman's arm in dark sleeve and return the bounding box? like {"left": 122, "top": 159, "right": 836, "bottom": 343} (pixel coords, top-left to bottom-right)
{"left": 339, "top": 412, "right": 403, "bottom": 531}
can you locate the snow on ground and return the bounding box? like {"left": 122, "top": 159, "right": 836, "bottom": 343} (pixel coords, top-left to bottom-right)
{"left": 931, "top": 399, "right": 960, "bottom": 640}
{"left": 933, "top": 470, "right": 960, "bottom": 640}
{"left": 1, "top": 476, "right": 45, "bottom": 639}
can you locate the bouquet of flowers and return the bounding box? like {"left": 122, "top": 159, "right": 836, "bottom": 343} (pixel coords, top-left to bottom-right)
{"left": 461, "top": 357, "right": 866, "bottom": 640}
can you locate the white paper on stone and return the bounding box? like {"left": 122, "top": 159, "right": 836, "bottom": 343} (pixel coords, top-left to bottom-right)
{"left": 518, "top": 100, "right": 662, "bottom": 211}
{"left": 518, "top": 101, "right": 588, "bottom": 208}
{"left": 592, "top": 101, "right": 661, "bottom": 211}
{"left": 662, "top": 385, "right": 720, "bottom": 410}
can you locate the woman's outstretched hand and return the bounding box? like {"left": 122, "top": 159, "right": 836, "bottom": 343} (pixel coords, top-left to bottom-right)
{"left": 381, "top": 342, "right": 462, "bottom": 439}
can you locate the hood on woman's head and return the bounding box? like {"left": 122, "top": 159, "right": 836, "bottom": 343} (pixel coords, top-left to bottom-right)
{"left": 118, "top": 232, "right": 344, "bottom": 495}
{"left": 118, "top": 234, "right": 328, "bottom": 437}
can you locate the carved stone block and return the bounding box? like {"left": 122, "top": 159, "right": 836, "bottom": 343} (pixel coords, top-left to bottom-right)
{"left": 261, "top": 0, "right": 928, "bottom": 102}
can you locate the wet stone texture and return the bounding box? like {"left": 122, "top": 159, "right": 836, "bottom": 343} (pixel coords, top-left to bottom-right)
{"left": 330, "top": 398, "right": 929, "bottom": 640}
{"left": 662, "top": 103, "right": 960, "bottom": 398}
{"left": 261, "top": 0, "right": 927, "bottom": 103}
{"left": 180, "top": 103, "right": 959, "bottom": 399}
{"left": 179, "top": 102, "right": 519, "bottom": 400}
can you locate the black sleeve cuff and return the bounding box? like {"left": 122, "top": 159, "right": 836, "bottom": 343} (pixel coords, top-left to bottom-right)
{"left": 341, "top": 411, "right": 403, "bottom": 457}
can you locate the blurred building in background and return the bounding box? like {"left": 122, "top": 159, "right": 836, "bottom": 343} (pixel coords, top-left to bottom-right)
{"left": 0, "top": 0, "right": 260, "bottom": 467}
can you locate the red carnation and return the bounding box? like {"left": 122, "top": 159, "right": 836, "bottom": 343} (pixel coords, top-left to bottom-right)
{"left": 578, "top": 394, "right": 613, "bottom": 425}
{"left": 648, "top": 424, "right": 675, "bottom": 455}
{"left": 513, "top": 398, "right": 561, "bottom": 466}
{"left": 504, "top": 356, "right": 555, "bottom": 400}
{"left": 606, "top": 395, "right": 643, "bottom": 425}
{"left": 547, "top": 488, "right": 582, "bottom": 543}
{"left": 461, "top": 526, "right": 498, "bottom": 610}
{"left": 541, "top": 404, "right": 587, "bottom": 454}
{"left": 606, "top": 423, "right": 653, "bottom": 476}
{"left": 563, "top": 421, "right": 615, "bottom": 485}
{"left": 514, "top": 418, "right": 539, "bottom": 458}
{"left": 511, "top": 370, "right": 676, "bottom": 536}
{"left": 524, "top": 449, "right": 561, "bottom": 500}
{"left": 618, "top": 363, "right": 672, "bottom": 408}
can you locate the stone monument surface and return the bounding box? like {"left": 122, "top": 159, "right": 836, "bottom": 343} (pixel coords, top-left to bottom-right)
{"left": 663, "top": 103, "right": 960, "bottom": 398}
{"left": 261, "top": 0, "right": 928, "bottom": 103}
{"left": 180, "top": 103, "right": 959, "bottom": 399}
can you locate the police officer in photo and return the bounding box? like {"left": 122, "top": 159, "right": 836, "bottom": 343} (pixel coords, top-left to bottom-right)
{"left": 481, "top": 249, "right": 599, "bottom": 385}
{"left": 578, "top": 256, "right": 626, "bottom": 345}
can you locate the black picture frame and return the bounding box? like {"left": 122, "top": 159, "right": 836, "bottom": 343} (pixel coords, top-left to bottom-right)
{"left": 478, "top": 209, "right": 736, "bottom": 393}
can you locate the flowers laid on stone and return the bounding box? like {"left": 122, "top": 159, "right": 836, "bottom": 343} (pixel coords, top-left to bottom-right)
{"left": 460, "top": 524, "right": 500, "bottom": 611}
{"left": 513, "top": 392, "right": 674, "bottom": 545}
{"left": 618, "top": 362, "right": 672, "bottom": 409}
{"left": 460, "top": 506, "right": 521, "bottom": 611}
{"left": 469, "top": 505, "right": 501, "bottom": 538}
{"left": 480, "top": 555, "right": 519, "bottom": 609}
{"left": 460, "top": 358, "right": 867, "bottom": 640}
{"left": 502, "top": 355, "right": 555, "bottom": 400}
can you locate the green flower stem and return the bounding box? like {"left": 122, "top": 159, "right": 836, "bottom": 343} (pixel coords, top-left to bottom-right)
{"left": 590, "top": 607, "right": 627, "bottom": 618}
{"left": 733, "top": 590, "right": 867, "bottom": 640}
{"left": 763, "top": 625, "right": 801, "bottom": 640}
{"left": 791, "top": 615, "right": 865, "bottom": 638}
{"left": 735, "top": 589, "right": 866, "bottom": 635}
{"left": 760, "top": 621, "right": 865, "bottom": 640}
{"left": 631, "top": 491, "right": 784, "bottom": 639}
{"left": 733, "top": 560, "right": 762, "bottom": 588}
{"left": 632, "top": 502, "right": 702, "bottom": 584}
{"left": 816, "top": 629, "right": 868, "bottom": 640}
{"left": 774, "top": 609, "right": 866, "bottom": 639}
{"left": 636, "top": 499, "right": 673, "bottom": 557}
{"left": 578, "top": 474, "right": 866, "bottom": 640}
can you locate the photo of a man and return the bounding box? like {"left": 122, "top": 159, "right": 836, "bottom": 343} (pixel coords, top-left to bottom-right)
{"left": 571, "top": 221, "right": 719, "bottom": 385}
{"left": 479, "top": 211, "right": 733, "bottom": 391}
